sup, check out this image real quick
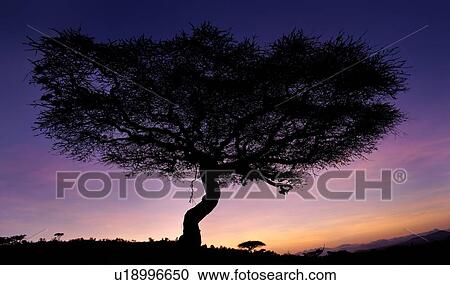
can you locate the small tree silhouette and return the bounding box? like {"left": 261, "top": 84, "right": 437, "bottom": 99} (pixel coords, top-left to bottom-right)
{"left": 53, "top": 233, "right": 64, "bottom": 241}
{"left": 238, "top": 241, "right": 266, "bottom": 252}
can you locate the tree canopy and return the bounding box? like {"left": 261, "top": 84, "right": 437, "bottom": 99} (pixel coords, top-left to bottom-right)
{"left": 238, "top": 240, "right": 266, "bottom": 251}
{"left": 29, "top": 23, "right": 406, "bottom": 191}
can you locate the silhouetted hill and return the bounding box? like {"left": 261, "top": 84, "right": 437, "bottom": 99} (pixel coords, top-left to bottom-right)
{"left": 400, "top": 230, "right": 450, "bottom": 246}
{"left": 314, "top": 229, "right": 450, "bottom": 254}
{"left": 1, "top": 234, "right": 450, "bottom": 264}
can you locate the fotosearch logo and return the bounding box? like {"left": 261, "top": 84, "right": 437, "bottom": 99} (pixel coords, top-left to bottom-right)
{"left": 56, "top": 169, "right": 407, "bottom": 201}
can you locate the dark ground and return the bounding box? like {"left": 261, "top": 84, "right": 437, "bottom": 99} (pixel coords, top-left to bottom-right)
{"left": 1, "top": 237, "right": 450, "bottom": 265}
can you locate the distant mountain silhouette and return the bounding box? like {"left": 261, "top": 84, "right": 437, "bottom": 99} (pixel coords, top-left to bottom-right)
{"left": 400, "top": 229, "right": 450, "bottom": 246}
{"left": 301, "top": 229, "right": 450, "bottom": 254}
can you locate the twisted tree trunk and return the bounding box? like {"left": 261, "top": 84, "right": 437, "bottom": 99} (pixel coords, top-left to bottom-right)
{"left": 178, "top": 164, "right": 221, "bottom": 249}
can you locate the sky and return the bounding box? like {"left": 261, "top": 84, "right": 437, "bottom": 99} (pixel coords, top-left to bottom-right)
{"left": 1, "top": 0, "right": 450, "bottom": 253}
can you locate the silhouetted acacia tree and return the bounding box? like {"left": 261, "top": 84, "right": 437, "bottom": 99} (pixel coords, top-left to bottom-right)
{"left": 53, "top": 233, "right": 64, "bottom": 241}
{"left": 238, "top": 240, "right": 266, "bottom": 252}
{"left": 28, "top": 23, "right": 407, "bottom": 248}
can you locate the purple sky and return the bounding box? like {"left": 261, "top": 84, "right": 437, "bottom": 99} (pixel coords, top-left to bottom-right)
{"left": 1, "top": 0, "right": 450, "bottom": 252}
